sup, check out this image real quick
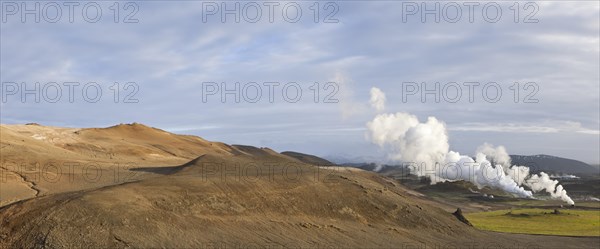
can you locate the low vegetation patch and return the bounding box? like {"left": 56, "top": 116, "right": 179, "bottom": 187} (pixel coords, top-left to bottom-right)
{"left": 465, "top": 208, "right": 600, "bottom": 237}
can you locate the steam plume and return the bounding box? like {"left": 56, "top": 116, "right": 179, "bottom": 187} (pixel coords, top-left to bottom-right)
{"left": 525, "top": 172, "right": 575, "bottom": 205}
{"left": 365, "top": 89, "right": 575, "bottom": 205}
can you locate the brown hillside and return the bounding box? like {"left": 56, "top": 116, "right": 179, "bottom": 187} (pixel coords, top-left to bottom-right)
{"left": 1, "top": 123, "right": 598, "bottom": 248}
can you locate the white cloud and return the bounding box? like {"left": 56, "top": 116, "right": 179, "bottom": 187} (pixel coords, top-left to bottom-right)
{"left": 369, "top": 87, "right": 386, "bottom": 112}
{"left": 450, "top": 121, "right": 599, "bottom": 135}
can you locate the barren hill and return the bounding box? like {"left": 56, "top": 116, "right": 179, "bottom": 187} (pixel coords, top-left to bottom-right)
{"left": 0, "top": 123, "right": 237, "bottom": 206}
{"left": 281, "top": 151, "right": 336, "bottom": 166}
{"left": 1, "top": 123, "right": 598, "bottom": 248}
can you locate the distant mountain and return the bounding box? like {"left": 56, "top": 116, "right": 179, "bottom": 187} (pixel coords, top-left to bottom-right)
{"left": 330, "top": 153, "right": 598, "bottom": 176}
{"left": 340, "top": 162, "right": 380, "bottom": 171}
{"left": 324, "top": 154, "right": 384, "bottom": 165}
{"left": 510, "top": 154, "right": 598, "bottom": 175}
{"left": 281, "top": 151, "right": 336, "bottom": 166}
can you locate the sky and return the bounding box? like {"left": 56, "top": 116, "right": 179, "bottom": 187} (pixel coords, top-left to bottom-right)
{"left": 1, "top": 1, "right": 599, "bottom": 164}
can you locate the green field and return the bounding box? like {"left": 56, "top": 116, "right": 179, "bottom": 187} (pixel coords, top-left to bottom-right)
{"left": 465, "top": 208, "right": 600, "bottom": 236}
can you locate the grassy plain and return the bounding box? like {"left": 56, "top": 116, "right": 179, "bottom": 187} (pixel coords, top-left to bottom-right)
{"left": 466, "top": 208, "right": 600, "bottom": 236}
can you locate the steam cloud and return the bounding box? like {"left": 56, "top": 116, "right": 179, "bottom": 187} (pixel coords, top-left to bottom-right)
{"left": 366, "top": 88, "right": 575, "bottom": 205}
{"left": 369, "top": 87, "right": 386, "bottom": 112}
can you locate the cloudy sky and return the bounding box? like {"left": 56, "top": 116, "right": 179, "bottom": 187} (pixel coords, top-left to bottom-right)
{"left": 1, "top": 1, "right": 599, "bottom": 164}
